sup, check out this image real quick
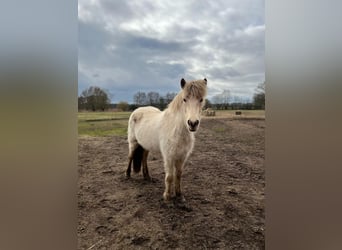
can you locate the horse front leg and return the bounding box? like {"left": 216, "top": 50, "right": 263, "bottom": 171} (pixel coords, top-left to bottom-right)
{"left": 163, "top": 160, "right": 174, "bottom": 201}
{"left": 175, "top": 159, "right": 186, "bottom": 203}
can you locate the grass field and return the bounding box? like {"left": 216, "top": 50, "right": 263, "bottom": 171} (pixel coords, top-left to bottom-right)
{"left": 78, "top": 111, "right": 131, "bottom": 137}
{"left": 211, "top": 109, "right": 265, "bottom": 118}
{"left": 78, "top": 110, "right": 265, "bottom": 137}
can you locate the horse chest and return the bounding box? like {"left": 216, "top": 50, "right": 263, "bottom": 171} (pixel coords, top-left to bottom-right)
{"left": 160, "top": 130, "right": 194, "bottom": 157}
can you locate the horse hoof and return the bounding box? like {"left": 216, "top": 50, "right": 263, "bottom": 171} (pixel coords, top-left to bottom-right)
{"left": 177, "top": 203, "right": 192, "bottom": 212}
{"left": 160, "top": 198, "right": 174, "bottom": 208}
{"left": 174, "top": 195, "right": 191, "bottom": 211}
{"left": 166, "top": 201, "right": 175, "bottom": 208}
{"left": 175, "top": 195, "right": 186, "bottom": 203}
{"left": 143, "top": 175, "right": 152, "bottom": 181}
{"left": 163, "top": 192, "right": 172, "bottom": 202}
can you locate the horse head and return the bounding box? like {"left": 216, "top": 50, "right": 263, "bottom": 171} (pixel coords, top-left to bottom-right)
{"left": 180, "top": 78, "right": 207, "bottom": 132}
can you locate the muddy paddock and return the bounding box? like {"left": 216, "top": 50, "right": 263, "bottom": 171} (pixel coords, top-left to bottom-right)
{"left": 78, "top": 117, "right": 265, "bottom": 249}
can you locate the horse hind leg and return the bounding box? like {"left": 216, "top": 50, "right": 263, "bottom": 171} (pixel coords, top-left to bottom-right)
{"left": 126, "top": 154, "right": 133, "bottom": 178}
{"left": 126, "top": 141, "right": 138, "bottom": 178}
{"left": 142, "top": 150, "right": 151, "bottom": 181}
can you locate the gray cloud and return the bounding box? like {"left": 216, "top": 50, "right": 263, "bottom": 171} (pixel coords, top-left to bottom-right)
{"left": 78, "top": 0, "right": 264, "bottom": 103}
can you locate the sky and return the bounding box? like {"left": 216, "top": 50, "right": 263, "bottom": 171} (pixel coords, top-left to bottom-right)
{"left": 78, "top": 0, "right": 264, "bottom": 103}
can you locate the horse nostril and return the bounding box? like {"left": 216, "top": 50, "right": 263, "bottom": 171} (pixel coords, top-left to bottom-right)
{"left": 188, "top": 120, "right": 199, "bottom": 128}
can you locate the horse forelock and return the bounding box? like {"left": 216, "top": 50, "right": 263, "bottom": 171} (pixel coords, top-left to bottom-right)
{"left": 167, "top": 79, "right": 207, "bottom": 112}
{"left": 183, "top": 80, "right": 207, "bottom": 99}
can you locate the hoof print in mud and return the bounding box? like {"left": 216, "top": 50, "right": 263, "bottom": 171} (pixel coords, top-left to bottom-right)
{"left": 131, "top": 236, "right": 150, "bottom": 245}
{"left": 143, "top": 176, "right": 153, "bottom": 182}
{"left": 175, "top": 201, "right": 192, "bottom": 212}
{"left": 175, "top": 195, "right": 186, "bottom": 203}
{"left": 95, "top": 225, "right": 108, "bottom": 236}
{"left": 160, "top": 197, "right": 192, "bottom": 211}
{"left": 165, "top": 201, "right": 175, "bottom": 209}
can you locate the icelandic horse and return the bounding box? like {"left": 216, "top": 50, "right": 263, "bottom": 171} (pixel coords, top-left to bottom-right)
{"left": 126, "top": 78, "right": 207, "bottom": 203}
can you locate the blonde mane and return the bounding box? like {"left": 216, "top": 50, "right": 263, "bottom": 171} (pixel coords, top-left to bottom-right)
{"left": 168, "top": 79, "right": 207, "bottom": 112}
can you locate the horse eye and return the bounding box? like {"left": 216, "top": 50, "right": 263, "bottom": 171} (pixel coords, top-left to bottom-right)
{"left": 200, "top": 98, "right": 203, "bottom": 103}
{"left": 183, "top": 98, "right": 187, "bottom": 102}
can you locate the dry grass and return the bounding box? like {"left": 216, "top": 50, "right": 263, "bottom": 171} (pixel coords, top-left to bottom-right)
{"left": 203, "top": 110, "right": 265, "bottom": 119}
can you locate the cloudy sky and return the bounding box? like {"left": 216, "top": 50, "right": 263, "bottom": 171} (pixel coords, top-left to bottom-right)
{"left": 78, "top": 0, "right": 264, "bottom": 103}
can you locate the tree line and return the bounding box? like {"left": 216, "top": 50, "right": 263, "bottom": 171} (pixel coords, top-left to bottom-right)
{"left": 129, "top": 91, "right": 213, "bottom": 110}
{"left": 77, "top": 86, "right": 179, "bottom": 111}
{"left": 252, "top": 82, "right": 265, "bottom": 110}
{"left": 78, "top": 82, "right": 265, "bottom": 111}
{"left": 210, "top": 82, "right": 265, "bottom": 110}
{"left": 78, "top": 86, "right": 111, "bottom": 111}
{"left": 132, "top": 91, "right": 177, "bottom": 110}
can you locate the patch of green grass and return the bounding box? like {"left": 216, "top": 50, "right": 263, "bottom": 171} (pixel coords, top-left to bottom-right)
{"left": 78, "top": 112, "right": 130, "bottom": 137}
{"left": 78, "top": 111, "right": 131, "bottom": 122}
{"left": 212, "top": 127, "right": 226, "bottom": 133}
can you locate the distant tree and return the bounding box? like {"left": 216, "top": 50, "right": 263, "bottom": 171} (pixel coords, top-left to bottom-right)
{"left": 212, "top": 89, "right": 231, "bottom": 109}
{"left": 133, "top": 91, "right": 147, "bottom": 106}
{"left": 129, "top": 103, "right": 139, "bottom": 111}
{"left": 221, "top": 89, "right": 231, "bottom": 108}
{"left": 133, "top": 91, "right": 178, "bottom": 109}
{"left": 116, "top": 101, "right": 129, "bottom": 111}
{"left": 159, "top": 97, "right": 167, "bottom": 110}
{"left": 165, "top": 92, "right": 177, "bottom": 105}
{"left": 212, "top": 95, "right": 221, "bottom": 108}
{"left": 78, "top": 96, "right": 86, "bottom": 110}
{"left": 147, "top": 91, "right": 160, "bottom": 106}
{"left": 253, "top": 82, "right": 265, "bottom": 109}
{"left": 244, "top": 102, "right": 253, "bottom": 110}
{"left": 231, "top": 95, "right": 242, "bottom": 103}
{"left": 81, "top": 86, "right": 111, "bottom": 111}
{"left": 204, "top": 98, "right": 212, "bottom": 109}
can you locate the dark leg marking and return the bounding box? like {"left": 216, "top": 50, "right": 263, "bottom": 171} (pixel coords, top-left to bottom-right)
{"left": 142, "top": 150, "right": 151, "bottom": 181}
{"left": 126, "top": 157, "right": 133, "bottom": 178}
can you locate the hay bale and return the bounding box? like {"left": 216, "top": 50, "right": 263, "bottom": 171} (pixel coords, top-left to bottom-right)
{"left": 203, "top": 108, "right": 216, "bottom": 116}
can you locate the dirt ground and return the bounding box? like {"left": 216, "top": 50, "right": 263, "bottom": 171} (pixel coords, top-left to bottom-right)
{"left": 78, "top": 117, "right": 265, "bottom": 249}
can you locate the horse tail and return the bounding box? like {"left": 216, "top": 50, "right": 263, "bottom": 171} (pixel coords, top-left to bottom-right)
{"left": 133, "top": 144, "right": 144, "bottom": 173}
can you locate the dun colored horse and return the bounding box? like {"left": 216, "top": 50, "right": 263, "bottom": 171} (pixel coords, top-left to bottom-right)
{"left": 126, "top": 78, "right": 207, "bottom": 202}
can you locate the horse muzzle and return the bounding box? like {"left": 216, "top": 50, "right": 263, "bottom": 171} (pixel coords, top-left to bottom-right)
{"left": 187, "top": 119, "right": 199, "bottom": 132}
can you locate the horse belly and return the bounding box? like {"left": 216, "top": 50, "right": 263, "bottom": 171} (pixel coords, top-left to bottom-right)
{"left": 133, "top": 113, "right": 161, "bottom": 152}
{"left": 136, "top": 126, "right": 160, "bottom": 152}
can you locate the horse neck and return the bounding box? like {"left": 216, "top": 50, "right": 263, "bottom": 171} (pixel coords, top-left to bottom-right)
{"left": 167, "top": 93, "right": 183, "bottom": 111}
{"left": 163, "top": 105, "right": 184, "bottom": 126}
{"left": 163, "top": 96, "right": 189, "bottom": 134}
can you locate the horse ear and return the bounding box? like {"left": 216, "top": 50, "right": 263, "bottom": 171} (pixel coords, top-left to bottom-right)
{"left": 204, "top": 78, "right": 207, "bottom": 84}
{"left": 180, "top": 78, "right": 186, "bottom": 89}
